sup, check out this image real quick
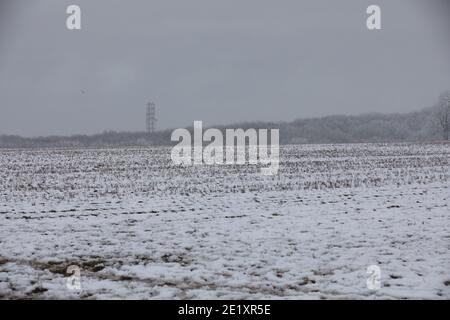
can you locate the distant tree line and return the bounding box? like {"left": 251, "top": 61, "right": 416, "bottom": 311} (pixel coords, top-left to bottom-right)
{"left": 1, "top": 93, "right": 449, "bottom": 149}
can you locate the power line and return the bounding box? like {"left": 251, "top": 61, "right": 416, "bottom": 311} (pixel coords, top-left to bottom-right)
{"left": 146, "top": 102, "right": 156, "bottom": 134}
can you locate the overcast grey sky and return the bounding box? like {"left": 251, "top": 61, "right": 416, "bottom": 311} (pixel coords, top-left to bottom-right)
{"left": 0, "top": 0, "right": 449, "bottom": 136}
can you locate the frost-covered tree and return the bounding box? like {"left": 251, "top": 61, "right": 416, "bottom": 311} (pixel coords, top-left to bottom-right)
{"left": 437, "top": 91, "right": 450, "bottom": 140}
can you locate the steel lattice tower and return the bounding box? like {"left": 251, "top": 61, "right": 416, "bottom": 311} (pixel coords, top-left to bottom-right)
{"left": 146, "top": 102, "right": 156, "bottom": 134}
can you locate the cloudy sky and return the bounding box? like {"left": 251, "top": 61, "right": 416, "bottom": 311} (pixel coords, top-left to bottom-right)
{"left": 0, "top": 0, "right": 449, "bottom": 136}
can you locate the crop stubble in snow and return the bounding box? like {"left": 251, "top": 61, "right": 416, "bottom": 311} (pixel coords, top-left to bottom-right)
{"left": 0, "top": 143, "right": 449, "bottom": 299}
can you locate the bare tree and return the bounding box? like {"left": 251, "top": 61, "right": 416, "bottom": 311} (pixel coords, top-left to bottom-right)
{"left": 437, "top": 92, "right": 450, "bottom": 140}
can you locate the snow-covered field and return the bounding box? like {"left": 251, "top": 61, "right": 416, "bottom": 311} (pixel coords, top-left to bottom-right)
{"left": 0, "top": 143, "right": 449, "bottom": 299}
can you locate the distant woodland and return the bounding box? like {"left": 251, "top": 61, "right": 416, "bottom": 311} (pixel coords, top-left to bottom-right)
{"left": 1, "top": 95, "right": 450, "bottom": 148}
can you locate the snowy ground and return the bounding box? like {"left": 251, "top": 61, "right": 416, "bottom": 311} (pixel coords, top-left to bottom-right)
{"left": 0, "top": 143, "right": 449, "bottom": 299}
